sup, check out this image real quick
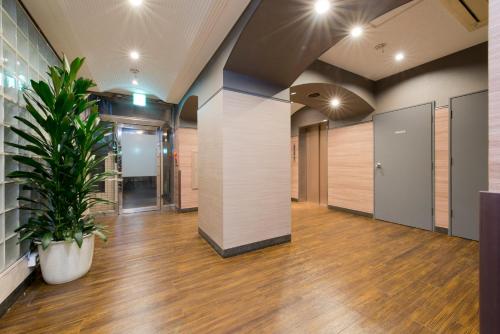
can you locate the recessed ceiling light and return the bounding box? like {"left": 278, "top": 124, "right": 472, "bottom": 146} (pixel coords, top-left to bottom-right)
{"left": 132, "top": 79, "right": 138, "bottom": 85}
{"left": 129, "top": 0, "right": 142, "bottom": 7}
{"left": 314, "top": 0, "right": 330, "bottom": 14}
{"left": 351, "top": 26, "right": 363, "bottom": 38}
{"left": 130, "top": 50, "right": 140, "bottom": 60}
{"left": 330, "top": 98, "right": 341, "bottom": 108}
{"left": 395, "top": 52, "right": 405, "bottom": 62}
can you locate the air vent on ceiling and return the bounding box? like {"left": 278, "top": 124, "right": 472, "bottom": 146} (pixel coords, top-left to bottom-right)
{"left": 440, "top": 0, "right": 488, "bottom": 31}
{"left": 308, "top": 92, "right": 321, "bottom": 98}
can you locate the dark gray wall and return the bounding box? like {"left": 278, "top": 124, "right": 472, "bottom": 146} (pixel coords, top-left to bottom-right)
{"left": 294, "top": 60, "right": 376, "bottom": 109}
{"left": 291, "top": 107, "right": 367, "bottom": 136}
{"left": 375, "top": 42, "right": 488, "bottom": 112}
{"left": 96, "top": 96, "right": 173, "bottom": 123}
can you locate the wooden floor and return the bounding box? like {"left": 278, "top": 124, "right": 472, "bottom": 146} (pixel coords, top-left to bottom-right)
{"left": 0, "top": 203, "right": 478, "bottom": 333}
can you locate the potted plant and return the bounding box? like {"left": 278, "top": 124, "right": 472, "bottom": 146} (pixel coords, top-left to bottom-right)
{"left": 7, "top": 56, "right": 111, "bottom": 284}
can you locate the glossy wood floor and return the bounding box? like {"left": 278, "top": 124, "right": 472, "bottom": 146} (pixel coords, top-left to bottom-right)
{"left": 0, "top": 203, "right": 478, "bottom": 333}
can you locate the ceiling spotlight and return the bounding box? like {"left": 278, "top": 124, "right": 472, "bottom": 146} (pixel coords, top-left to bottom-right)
{"left": 130, "top": 50, "right": 140, "bottom": 60}
{"left": 395, "top": 52, "right": 405, "bottom": 62}
{"left": 132, "top": 79, "right": 138, "bottom": 85}
{"left": 330, "top": 98, "right": 341, "bottom": 108}
{"left": 351, "top": 26, "right": 363, "bottom": 38}
{"left": 314, "top": 0, "right": 330, "bottom": 14}
{"left": 129, "top": 0, "right": 142, "bottom": 7}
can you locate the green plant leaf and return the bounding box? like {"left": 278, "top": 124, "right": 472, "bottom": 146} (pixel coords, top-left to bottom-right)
{"left": 93, "top": 230, "right": 107, "bottom": 242}
{"left": 41, "top": 232, "right": 53, "bottom": 250}
{"left": 74, "top": 231, "right": 83, "bottom": 248}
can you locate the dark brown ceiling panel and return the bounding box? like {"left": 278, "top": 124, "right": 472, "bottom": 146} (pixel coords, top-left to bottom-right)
{"left": 291, "top": 82, "right": 374, "bottom": 120}
{"left": 179, "top": 95, "right": 198, "bottom": 122}
{"left": 224, "top": 0, "right": 412, "bottom": 87}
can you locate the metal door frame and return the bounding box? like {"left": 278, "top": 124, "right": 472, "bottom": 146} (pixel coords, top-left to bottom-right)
{"left": 372, "top": 102, "right": 435, "bottom": 231}
{"left": 116, "top": 123, "right": 162, "bottom": 214}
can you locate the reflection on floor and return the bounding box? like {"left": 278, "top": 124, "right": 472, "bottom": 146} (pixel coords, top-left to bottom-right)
{"left": 122, "top": 176, "right": 157, "bottom": 209}
{"left": 0, "top": 203, "right": 478, "bottom": 333}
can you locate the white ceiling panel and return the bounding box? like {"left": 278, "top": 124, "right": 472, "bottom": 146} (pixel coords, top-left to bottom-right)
{"left": 23, "top": 0, "right": 250, "bottom": 102}
{"left": 319, "top": 0, "right": 487, "bottom": 81}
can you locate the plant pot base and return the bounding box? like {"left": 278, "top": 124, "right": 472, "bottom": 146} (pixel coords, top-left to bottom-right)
{"left": 37, "top": 234, "right": 95, "bottom": 285}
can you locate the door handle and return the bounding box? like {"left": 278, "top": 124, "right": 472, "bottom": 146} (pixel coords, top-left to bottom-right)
{"left": 376, "top": 162, "right": 382, "bottom": 169}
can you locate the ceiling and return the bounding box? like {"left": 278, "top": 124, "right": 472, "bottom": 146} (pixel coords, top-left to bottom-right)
{"left": 319, "top": 0, "right": 488, "bottom": 81}
{"left": 290, "top": 83, "right": 374, "bottom": 120}
{"left": 22, "top": 0, "right": 250, "bottom": 103}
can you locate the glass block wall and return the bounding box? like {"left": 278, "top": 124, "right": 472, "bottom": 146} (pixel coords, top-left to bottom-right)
{"left": 0, "top": 0, "right": 59, "bottom": 273}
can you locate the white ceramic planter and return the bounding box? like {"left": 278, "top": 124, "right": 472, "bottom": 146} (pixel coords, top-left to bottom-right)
{"left": 37, "top": 234, "right": 95, "bottom": 285}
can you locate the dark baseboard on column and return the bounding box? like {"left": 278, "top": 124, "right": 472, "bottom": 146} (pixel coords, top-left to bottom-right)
{"left": 176, "top": 207, "right": 198, "bottom": 213}
{"left": 0, "top": 270, "right": 36, "bottom": 318}
{"left": 198, "top": 228, "right": 291, "bottom": 258}
{"left": 480, "top": 191, "right": 500, "bottom": 334}
{"left": 291, "top": 198, "right": 298, "bottom": 202}
{"left": 328, "top": 205, "right": 373, "bottom": 218}
{"left": 434, "top": 226, "right": 448, "bottom": 234}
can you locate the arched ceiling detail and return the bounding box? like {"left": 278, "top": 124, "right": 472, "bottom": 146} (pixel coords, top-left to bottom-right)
{"left": 290, "top": 83, "right": 374, "bottom": 121}
{"left": 224, "top": 0, "right": 411, "bottom": 88}
{"left": 179, "top": 95, "right": 198, "bottom": 122}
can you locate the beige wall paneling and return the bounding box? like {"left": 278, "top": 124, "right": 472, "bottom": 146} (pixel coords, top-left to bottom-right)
{"left": 306, "top": 125, "right": 320, "bottom": 204}
{"left": 319, "top": 123, "right": 328, "bottom": 206}
{"left": 198, "top": 91, "right": 224, "bottom": 246}
{"left": 328, "top": 122, "right": 374, "bottom": 214}
{"left": 490, "top": 1, "right": 500, "bottom": 191}
{"left": 175, "top": 128, "right": 198, "bottom": 209}
{"left": 298, "top": 129, "right": 308, "bottom": 201}
{"left": 222, "top": 90, "right": 291, "bottom": 249}
{"left": 435, "top": 107, "right": 450, "bottom": 228}
{"left": 291, "top": 136, "right": 299, "bottom": 199}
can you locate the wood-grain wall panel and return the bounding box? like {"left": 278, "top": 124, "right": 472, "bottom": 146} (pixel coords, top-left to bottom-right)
{"left": 490, "top": 1, "right": 500, "bottom": 192}
{"left": 328, "top": 122, "right": 373, "bottom": 214}
{"left": 435, "top": 107, "right": 449, "bottom": 228}
{"left": 174, "top": 128, "right": 198, "bottom": 209}
{"left": 291, "top": 136, "right": 299, "bottom": 199}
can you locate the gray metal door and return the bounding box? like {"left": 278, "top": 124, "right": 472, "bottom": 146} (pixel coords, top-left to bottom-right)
{"left": 374, "top": 103, "right": 433, "bottom": 230}
{"left": 451, "top": 91, "right": 488, "bottom": 241}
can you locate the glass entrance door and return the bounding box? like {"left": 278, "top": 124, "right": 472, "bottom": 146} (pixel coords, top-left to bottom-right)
{"left": 117, "top": 124, "right": 161, "bottom": 213}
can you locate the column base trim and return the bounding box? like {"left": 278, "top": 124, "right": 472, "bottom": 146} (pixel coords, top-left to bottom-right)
{"left": 328, "top": 205, "right": 373, "bottom": 218}
{"left": 198, "top": 228, "right": 291, "bottom": 258}
{"left": 176, "top": 207, "right": 198, "bottom": 213}
{"left": 434, "top": 226, "right": 448, "bottom": 234}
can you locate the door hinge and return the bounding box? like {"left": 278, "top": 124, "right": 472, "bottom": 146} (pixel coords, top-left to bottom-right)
{"left": 450, "top": 157, "right": 453, "bottom": 166}
{"left": 450, "top": 209, "right": 453, "bottom": 218}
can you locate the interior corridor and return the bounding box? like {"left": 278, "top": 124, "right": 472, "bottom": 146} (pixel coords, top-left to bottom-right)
{"left": 0, "top": 203, "right": 478, "bottom": 333}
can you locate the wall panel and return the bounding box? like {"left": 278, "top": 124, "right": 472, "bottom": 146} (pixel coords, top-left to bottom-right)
{"left": 174, "top": 128, "right": 198, "bottom": 209}
{"left": 328, "top": 122, "right": 373, "bottom": 214}
{"left": 291, "top": 136, "right": 299, "bottom": 199}
{"left": 435, "top": 107, "right": 449, "bottom": 229}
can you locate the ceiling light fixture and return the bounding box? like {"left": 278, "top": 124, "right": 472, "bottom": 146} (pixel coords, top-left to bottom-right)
{"left": 351, "top": 26, "right": 363, "bottom": 38}
{"left": 130, "top": 50, "right": 140, "bottom": 60}
{"left": 330, "top": 98, "right": 341, "bottom": 108}
{"left": 395, "top": 52, "right": 405, "bottom": 62}
{"left": 314, "top": 0, "right": 330, "bottom": 14}
{"left": 132, "top": 79, "right": 138, "bottom": 85}
{"left": 129, "top": 0, "right": 142, "bottom": 7}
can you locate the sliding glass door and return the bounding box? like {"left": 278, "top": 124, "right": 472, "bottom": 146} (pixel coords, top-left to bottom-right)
{"left": 117, "top": 124, "right": 161, "bottom": 213}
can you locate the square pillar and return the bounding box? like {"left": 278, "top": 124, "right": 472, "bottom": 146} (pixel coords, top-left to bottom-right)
{"left": 198, "top": 89, "right": 291, "bottom": 257}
